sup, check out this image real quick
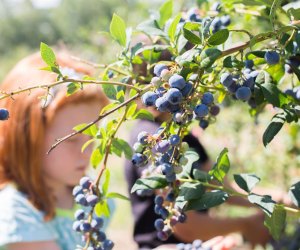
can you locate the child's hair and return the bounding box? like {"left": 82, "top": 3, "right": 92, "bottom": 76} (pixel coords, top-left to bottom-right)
{"left": 0, "top": 52, "right": 109, "bottom": 219}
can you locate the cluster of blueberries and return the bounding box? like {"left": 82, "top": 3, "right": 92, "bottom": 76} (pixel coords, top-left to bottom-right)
{"left": 72, "top": 176, "right": 114, "bottom": 250}
{"left": 181, "top": 3, "right": 231, "bottom": 34}
{"left": 132, "top": 128, "right": 192, "bottom": 240}
{"left": 154, "top": 194, "right": 187, "bottom": 241}
{"left": 285, "top": 86, "right": 300, "bottom": 101}
{"left": 176, "top": 239, "right": 211, "bottom": 250}
{"left": 142, "top": 64, "right": 220, "bottom": 130}
{"left": 220, "top": 51, "right": 280, "bottom": 106}
{"left": 0, "top": 108, "right": 9, "bottom": 120}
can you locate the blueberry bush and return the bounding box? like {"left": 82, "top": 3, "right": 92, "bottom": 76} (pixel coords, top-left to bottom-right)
{"left": 1, "top": 0, "right": 300, "bottom": 249}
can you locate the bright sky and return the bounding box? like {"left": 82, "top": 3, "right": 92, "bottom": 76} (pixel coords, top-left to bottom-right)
{"left": 31, "top": 0, "right": 62, "bottom": 9}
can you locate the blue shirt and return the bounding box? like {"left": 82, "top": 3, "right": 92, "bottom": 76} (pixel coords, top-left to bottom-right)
{"left": 0, "top": 184, "right": 113, "bottom": 250}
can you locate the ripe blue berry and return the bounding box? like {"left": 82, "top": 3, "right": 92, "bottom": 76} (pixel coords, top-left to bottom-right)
{"left": 157, "top": 231, "right": 168, "bottom": 241}
{"left": 0, "top": 109, "right": 9, "bottom": 120}
{"left": 74, "top": 209, "right": 85, "bottom": 220}
{"left": 155, "top": 97, "right": 170, "bottom": 112}
{"left": 235, "top": 86, "right": 251, "bottom": 101}
{"left": 141, "top": 91, "right": 159, "bottom": 106}
{"left": 201, "top": 92, "right": 214, "bottom": 105}
{"left": 155, "top": 140, "right": 170, "bottom": 153}
{"left": 244, "top": 59, "right": 254, "bottom": 69}
{"left": 132, "top": 153, "right": 147, "bottom": 167}
{"left": 137, "top": 131, "right": 149, "bottom": 145}
{"left": 91, "top": 217, "right": 104, "bottom": 229}
{"left": 161, "top": 163, "right": 173, "bottom": 175}
{"left": 220, "top": 15, "right": 231, "bottom": 26}
{"left": 265, "top": 51, "right": 280, "bottom": 65}
{"left": 194, "top": 104, "right": 209, "bottom": 118}
{"left": 86, "top": 194, "right": 99, "bottom": 206}
{"left": 181, "top": 82, "right": 193, "bottom": 97}
{"left": 169, "top": 74, "right": 186, "bottom": 90}
{"left": 169, "top": 134, "right": 180, "bottom": 146}
{"left": 210, "top": 105, "right": 220, "bottom": 116}
{"left": 80, "top": 221, "right": 91, "bottom": 232}
{"left": 97, "top": 231, "right": 107, "bottom": 242}
{"left": 73, "top": 185, "right": 83, "bottom": 197}
{"left": 154, "top": 218, "right": 165, "bottom": 231}
{"left": 80, "top": 176, "right": 91, "bottom": 189}
{"left": 75, "top": 193, "right": 88, "bottom": 206}
{"left": 102, "top": 239, "right": 114, "bottom": 250}
{"left": 154, "top": 195, "right": 164, "bottom": 206}
{"left": 220, "top": 73, "right": 234, "bottom": 87}
{"left": 73, "top": 220, "right": 82, "bottom": 232}
{"left": 107, "top": 70, "right": 114, "bottom": 79}
{"left": 165, "top": 88, "right": 183, "bottom": 105}
{"left": 199, "top": 119, "right": 209, "bottom": 129}
{"left": 154, "top": 64, "right": 168, "bottom": 77}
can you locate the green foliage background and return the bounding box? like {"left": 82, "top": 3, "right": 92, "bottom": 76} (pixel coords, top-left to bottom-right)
{"left": 1, "top": 0, "right": 300, "bottom": 249}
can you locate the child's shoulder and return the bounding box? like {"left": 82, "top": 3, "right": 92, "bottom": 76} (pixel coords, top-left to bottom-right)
{"left": 0, "top": 184, "right": 57, "bottom": 247}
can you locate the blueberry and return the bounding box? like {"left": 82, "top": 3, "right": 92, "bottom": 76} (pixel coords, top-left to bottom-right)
{"left": 72, "top": 220, "right": 82, "bottom": 232}
{"left": 165, "top": 88, "right": 183, "bottom": 105}
{"left": 160, "top": 69, "right": 172, "bottom": 81}
{"left": 80, "top": 176, "right": 91, "bottom": 189}
{"left": 141, "top": 91, "right": 159, "bottom": 106}
{"left": 211, "top": 2, "right": 221, "bottom": 12}
{"left": 91, "top": 217, "right": 104, "bottom": 229}
{"left": 97, "top": 231, "right": 107, "bottom": 242}
{"left": 220, "top": 73, "right": 234, "bottom": 87}
{"left": 176, "top": 243, "right": 185, "bottom": 250}
{"left": 132, "top": 153, "right": 147, "bottom": 167}
{"left": 220, "top": 15, "right": 231, "bottom": 26}
{"left": 155, "top": 140, "right": 170, "bottom": 153}
{"left": 184, "top": 243, "right": 192, "bottom": 250}
{"left": 161, "top": 163, "right": 173, "bottom": 175}
{"left": 169, "top": 134, "right": 180, "bottom": 146}
{"left": 137, "top": 131, "right": 149, "bottom": 145}
{"left": 155, "top": 87, "right": 167, "bottom": 97}
{"left": 102, "top": 239, "right": 114, "bottom": 250}
{"left": 86, "top": 194, "right": 99, "bottom": 206}
{"left": 181, "top": 82, "right": 193, "bottom": 97}
{"left": 178, "top": 213, "right": 187, "bottom": 223}
{"left": 244, "top": 59, "right": 254, "bottom": 69}
{"left": 74, "top": 209, "right": 85, "bottom": 220}
{"left": 157, "top": 231, "right": 168, "bottom": 241}
{"left": 193, "top": 239, "right": 203, "bottom": 248}
{"left": 151, "top": 76, "right": 162, "bottom": 87}
{"left": 107, "top": 70, "right": 114, "bottom": 79}
{"left": 72, "top": 185, "right": 83, "bottom": 197}
{"left": 169, "top": 74, "right": 186, "bottom": 90}
{"left": 227, "top": 81, "right": 239, "bottom": 94}
{"left": 243, "top": 75, "right": 255, "bottom": 89}
{"left": 154, "top": 195, "right": 164, "bottom": 206}
{"left": 75, "top": 193, "right": 88, "bottom": 206}
{"left": 201, "top": 92, "right": 214, "bottom": 105}
{"left": 80, "top": 221, "right": 91, "bottom": 232}
{"left": 154, "top": 204, "right": 162, "bottom": 215}
{"left": 166, "top": 192, "right": 175, "bottom": 202}
{"left": 199, "top": 119, "right": 209, "bottom": 129}
{"left": 210, "top": 105, "right": 220, "bottom": 116}
{"left": 235, "top": 86, "right": 252, "bottom": 101}
{"left": 173, "top": 111, "right": 184, "bottom": 124}
{"left": 166, "top": 172, "right": 176, "bottom": 182}
{"left": 154, "top": 64, "right": 168, "bottom": 77}
{"left": 155, "top": 97, "right": 170, "bottom": 112}
{"left": 167, "top": 104, "right": 181, "bottom": 113}
{"left": 154, "top": 218, "right": 165, "bottom": 231}
{"left": 0, "top": 109, "right": 9, "bottom": 120}
{"left": 265, "top": 51, "right": 280, "bottom": 65}
{"left": 249, "top": 70, "right": 259, "bottom": 78}
{"left": 194, "top": 104, "right": 209, "bottom": 118}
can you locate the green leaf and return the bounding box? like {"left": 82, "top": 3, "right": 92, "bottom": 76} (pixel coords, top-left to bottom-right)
{"left": 102, "top": 84, "right": 117, "bottom": 100}
{"left": 168, "top": 14, "right": 181, "bottom": 44}
{"left": 248, "top": 194, "right": 276, "bottom": 216}
{"left": 106, "top": 192, "right": 130, "bottom": 201}
{"left": 111, "top": 138, "right": 133, "bottom": 159}
{"left": 270, "top": 0, "right": 283, "bottom": 29}
{"left": 200, "top": 48, "right": 222, "bottom": 69}
{"left": 264, "top": 204, "right": 286, "bottom": 240}
{"left": 100, "top": 102, "right": 120, "bottom": 115}
{"left": 110, "top": 14, "right": 127, "bottom": 47}
{"left": 95, "top": 200, "right": 110, "bottom": 217}
{"left": 90, "top": 147, "right": 103, "bottom": 167}
{"left": 208, "top": 29, "right": 229, "bottom": 46}
{"left": 192, "top": 169, "right": 212, "bottom": 182}
{"left": 175, "top": 48, "right": 201, "bottom": 67}
{"left": 255, "top": 70, "right": 272, "bottom": 85}
{"left": 102, "top": 168, "right": 110, "bottom": 196}
{"left": 186, "top": 190, "right": 229, "bottom": 210}
{"left": 288, "top": 181, "right": 300, "bottom": 208}
{"left": 158, "top": 0, "right": 173, "bottom": 28}
{"left": 175, "top": 195, "right": 188, "bottom": 210}
{"left": 81, "top": 139, "right": 95, "bottom": 153}
{"left": 234, "top": 173, "right": 261, "bottom": 193}
{"left": 131, "top": 175, "right": 168, "bottom": 193}
{"left": 126, "top": 103, "right": 137, "bottom": 119}
{"left": 249, "top": 31, "right": 275, "bottom": 48}
{"left": 223, "top": 56, "right": 244, "bottom": 69}
{"left": 180, "top": 150, "right": 200, "bottom": 177}
{"left": 263, "top": 113, "right": 285, "bottom": 147}
{"left": 209, "top": 148, "right": 230, "bottom": 183}
{"left": 179, "top": 182, "right": 205, "bottom": 200}
{"left": 260, "top": 82, "right": 288, "bottom": 108}
{"left": 73, "top": 123, "right": 98, "bottom": 137}
{"left": 183, "top": 28, "right": 202, "bottom": 45}
{"left": 133, "top": 109, "right": 154, "bottom": 121}
{"left": 66, "top": 82, "right": 81, "bottom": 96}
{"left": 137, "top": 19, "right": 168, "bottom": 38}
{"left": 40, "top": 42, "right": 56, "bottom": 67}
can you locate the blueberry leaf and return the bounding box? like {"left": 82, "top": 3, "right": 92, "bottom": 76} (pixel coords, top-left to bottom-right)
{"left": 288, "top": 181, "right": 300, "bottom": 208}
{"left": 264, "top": 204, "right": 286, "bottom": 241}
{"left": 233, "top": 173, "right": 261, "bottom": 193}
{"left": 209, "top": 148, "right": 230, "bottom": 183}
{"left": 131, "top": 175, "right": 168, "bottom": 193}
{"left": 208, "top": 29, "right": 229, "bottom": 46}
{"left": 110, "top": 14, "right": 127, "bottom": 47}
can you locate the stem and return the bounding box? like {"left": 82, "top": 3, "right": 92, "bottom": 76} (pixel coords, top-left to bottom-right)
{"left": 47, "top": 84, "right": 152, "bottom": 153}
